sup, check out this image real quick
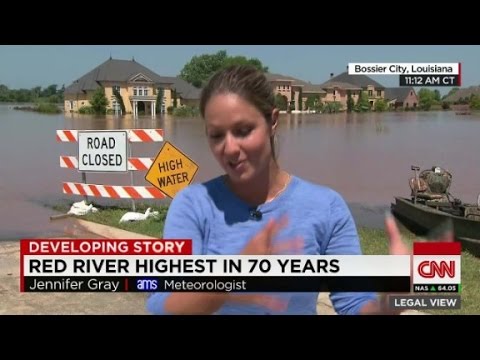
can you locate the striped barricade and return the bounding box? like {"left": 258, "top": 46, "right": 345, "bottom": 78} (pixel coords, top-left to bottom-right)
{"left": 58, "top": 128, "right": 165, "bottom": 200}
{"left": 60, "top": 156, "right": 154, "bottom": 171}
{"left": 56, "top": 129, "right": 164, "bottom": 142}
{"left": 63, "top": 182, "right": 166, "bottom": 199}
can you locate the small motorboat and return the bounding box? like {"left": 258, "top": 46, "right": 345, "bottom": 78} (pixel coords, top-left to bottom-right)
{"left": 391, "top": 165, "right": 480, "bottom": 256}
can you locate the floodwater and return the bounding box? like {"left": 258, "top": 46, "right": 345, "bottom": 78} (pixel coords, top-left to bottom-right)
{"left": 1, "top": 104, "right": 479, "bottom": 240}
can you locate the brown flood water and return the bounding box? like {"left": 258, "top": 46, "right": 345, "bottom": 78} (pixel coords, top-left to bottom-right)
{"left": 1, "top": 104, "right": 479, "bottom": 240}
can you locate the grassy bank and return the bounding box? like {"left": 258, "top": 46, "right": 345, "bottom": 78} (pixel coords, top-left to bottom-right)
{"left": 14, "top": 103, "right": 62, "bottom": 113}
{"left": 65, "top": 204, "right": 479, "bottom": 315}
{"left": 358, "top": 227, "right": 478, "bottom": 315}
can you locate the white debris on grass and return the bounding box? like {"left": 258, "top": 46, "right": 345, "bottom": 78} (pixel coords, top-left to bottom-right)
{"left": 119, "top": 207, "right": 159, "bottom": 223}
{"left": 67, "top": 200, "right": 99, "bottom": 216}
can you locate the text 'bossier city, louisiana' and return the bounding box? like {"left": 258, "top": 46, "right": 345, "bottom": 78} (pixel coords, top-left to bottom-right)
{"left": 145, "top": 141, "right": 198, "bottom": 198}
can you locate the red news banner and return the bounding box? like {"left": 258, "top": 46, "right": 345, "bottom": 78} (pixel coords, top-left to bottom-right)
{"left": 20, "top": 239, "right": 414, "bottom": 293}
{"left": 20, "top": 239, "right": 191, "bottom": 292}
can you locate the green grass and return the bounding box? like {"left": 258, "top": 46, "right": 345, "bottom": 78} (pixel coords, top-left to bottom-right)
{"left": 63, "top": 204, "right": 480, "bottom": 315}
{"left": 358, "top": 226, "right": 480, "bottom": 315}
{"left": 54, "top": 203, "right": 169, "bottom": 238}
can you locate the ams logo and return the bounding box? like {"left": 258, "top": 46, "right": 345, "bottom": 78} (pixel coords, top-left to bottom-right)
{"left": 136, "top": 279, "right": 158, "bottom": 291}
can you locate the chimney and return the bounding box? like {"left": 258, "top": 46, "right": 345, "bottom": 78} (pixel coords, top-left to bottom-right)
{"left": 330, "top": 73, "right": 334, "bottom": 78}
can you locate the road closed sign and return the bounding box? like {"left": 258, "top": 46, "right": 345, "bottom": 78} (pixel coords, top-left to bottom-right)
{"left": 78, "top": 131, "right": 128, "bottom": 172}
{"left": 145, "top": 141, "right": 199, "bottom": 198}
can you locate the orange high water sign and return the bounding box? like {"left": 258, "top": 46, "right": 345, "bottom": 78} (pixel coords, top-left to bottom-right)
{"left": 145, "top": 141, "right": 198, "bottom": 198}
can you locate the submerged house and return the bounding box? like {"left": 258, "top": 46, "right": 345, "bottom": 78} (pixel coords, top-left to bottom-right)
{"left": 265, "top": 72, "right": 326, "bottom": 111}
{"left": 384, "top": 87, "right": 418, "bottom": 110}
{"left": 64, "top": 58, "right": 200, "bottom": 115}
{"left": 319, "top": 72, "right": 385, "bottom": 110}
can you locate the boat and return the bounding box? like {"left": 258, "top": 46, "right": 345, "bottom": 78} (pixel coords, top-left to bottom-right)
{"left": 391, "top": 165, "right": 480, "bottom": 256}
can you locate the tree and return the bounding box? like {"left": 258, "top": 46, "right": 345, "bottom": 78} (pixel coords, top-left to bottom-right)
{"left": 172, "top": 89, "right": 178, "bottom": 108}
{"left": 156, "top": 87, "right": 164, "bottom": 114}
{"left": 275, "top": 94, "right": 287, "bottom": 111}
{"left": 90, "top": 88, "right": 108, "bottom": 114}
{"left": 223, "top": 56, "right": 268, "bottom": 72}
{"left": 443, "top": 87, "right": 459, "bottom": 100}
{"left": 42, "top": 84, "right": 58, "bottom": 97}
{"left": 112, "top": 87, "right": 126, "bottom": 114}
{"left": 346, "top": 91, "right": 354, "bottom": 112}
{"left": 470, "top": 94, "right": 480, "bottom": 110}
{"left": 305, "top": 94, "right": 323, "bottom": 112}
{"left": 180, "top": 50, "right": 228, "bottom": 88}
{"left": 418, "top": 88, "right": 435, "bottom": 110}
{"left": 0, "top": 84, "right": 8, "bottom": 99}
{"left": 179, "top": 50, "right": 269, "bottom": 88}
{"left": 374, "top": 99, "right": 388, "bottom": 112}
{"left": 32, "top": 86, "right": 41, "bottom": 100}
{"left": 355, "top": 91, "right": 370, "bottom": 112}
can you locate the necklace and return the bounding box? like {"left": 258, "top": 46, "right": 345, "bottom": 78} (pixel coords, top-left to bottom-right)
{"left": 265, "top": 172, "right": 291, "bottom": 204}
{"left": 223, "top": 172, "right": 292, "bottom": 205}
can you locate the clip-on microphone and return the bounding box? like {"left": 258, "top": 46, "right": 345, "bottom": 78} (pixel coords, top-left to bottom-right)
{"left": 249, "top": 208, "right": 263, "bottom": 221}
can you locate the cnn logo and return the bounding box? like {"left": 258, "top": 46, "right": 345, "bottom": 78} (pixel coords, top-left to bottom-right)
{"left": 417, "top": 260, "right": 455, "bottom": 278}
{"left": 412, "top": 242, "right": 461, "bottom": 285}
{"left": 413, "top": 256, "right": 461, "bottom": 285}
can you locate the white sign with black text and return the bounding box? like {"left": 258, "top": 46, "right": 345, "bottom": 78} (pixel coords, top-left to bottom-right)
{"left": 78, "top": 131, "right": 128, "bottom": 172}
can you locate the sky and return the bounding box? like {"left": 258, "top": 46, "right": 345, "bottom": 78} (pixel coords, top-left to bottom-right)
{"left": 0, "top": 45, "right": 479, "bottom": 95}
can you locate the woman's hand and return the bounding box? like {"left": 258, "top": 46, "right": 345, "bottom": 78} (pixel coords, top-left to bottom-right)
{"left": 362, "top": 213, "right": 454, "bottom": 315}
{"left": 226, "top": 293, "right": 289, "bottom": 312}
{"left": 241, "top": 216, "right": 303, "bottom": 255}
{"left": 385, "top": 213, "right": 412, "bottom": 255}
{"left": 385, "top": 212, "right": 454, "bottom": 255}
{"left": 231, "top": 217, "right": 303, "bottom": 312}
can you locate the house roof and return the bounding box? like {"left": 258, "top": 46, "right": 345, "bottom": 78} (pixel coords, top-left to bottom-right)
{"left": 265, "top": 72, "right": 326, "bottom": 94}
{"left": 265, "top": 72, "right": 299, "bottom": 83}
{"left": 64, "top": 58, "right": 174, "bottom": 94}
{"left": 443, "top": 86, "right": 480, "bottom": 102}
{"left": 384, "top": 87, "right": 416, "bottom": 101}
{"left": 162, "top": 76, "right": 202, "bottom": 100}
{"left": 319, "top": 81, "right": 361, "bottom": 90}
{"left": 321, "top": 72, "right": 385, "bottom": 89}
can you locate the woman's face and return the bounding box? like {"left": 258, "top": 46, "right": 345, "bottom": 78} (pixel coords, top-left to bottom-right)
{"left": 204, "top": 93, "right": 276, "bottom": 183}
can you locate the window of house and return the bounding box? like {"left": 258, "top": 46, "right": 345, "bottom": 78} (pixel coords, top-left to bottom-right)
{"left": 112, "top": 99, "right": 120, "bottom": 111}
{"left": 368, "top": 90, "right": 373, "bottom": 96}
{"left": 134, "top": 86, "right": 149, "bottom": 96}
{"left": 113, "top": 85, "right": 120, "bottom": 94}
{"left": 377, "top": 90, "right": 381, "bottom": 96}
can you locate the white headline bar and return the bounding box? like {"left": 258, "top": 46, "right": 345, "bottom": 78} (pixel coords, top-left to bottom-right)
{"left": 348, "top": 63, "right": 460, "bottom": 75}
{"left": 24, "top": 255, "right": 410, "bottom": 277}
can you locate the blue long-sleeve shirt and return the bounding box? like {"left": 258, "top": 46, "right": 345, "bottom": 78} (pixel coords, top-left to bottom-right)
{"left": 146, "top": 175, "right": 377, "bottom": 315}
